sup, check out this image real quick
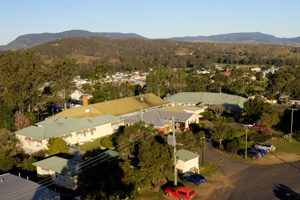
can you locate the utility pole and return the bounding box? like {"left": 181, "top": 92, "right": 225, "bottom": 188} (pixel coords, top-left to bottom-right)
{"left": 245, "top": 128, "right": 248, "bottom": 160}
{"left": 140, "top": 106, "right": 143, "bottom": 123}
{"left": 172, "top": 117, "right": 177, "bottom": 186}
{"left": 201, "top": 136, "right": 205, "bottom": 167}
{"left": 288, "top": 108, "right": 298, "bottom": 143}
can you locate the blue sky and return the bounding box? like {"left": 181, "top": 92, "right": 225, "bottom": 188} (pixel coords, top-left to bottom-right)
{"left": 1, "top": 0, "right": 300, "bottom": 44}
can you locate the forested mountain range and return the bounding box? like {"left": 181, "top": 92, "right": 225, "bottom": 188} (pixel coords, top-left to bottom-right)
{"left": 0, "top": 30, "right": 145, "bottom": 50}
{"left": 30, "top": 36, "right": 300, "bottom": 72}
{"left": 1, "top": 30, "right": 300, "bottom": 51}
{"left": 171, "top": 32, "right": 300, "bottom": 44}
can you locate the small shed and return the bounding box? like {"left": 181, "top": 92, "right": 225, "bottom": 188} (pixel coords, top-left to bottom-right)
{"left": 176, "top": 149, "right": 199, "bottom": 173}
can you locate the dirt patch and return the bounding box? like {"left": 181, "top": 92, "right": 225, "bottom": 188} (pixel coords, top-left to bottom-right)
{"left": 195, "top": 172, "right": 234, "bottom": 199}
{"left": 252, "top": 153, "right": 300, "bottom": 165}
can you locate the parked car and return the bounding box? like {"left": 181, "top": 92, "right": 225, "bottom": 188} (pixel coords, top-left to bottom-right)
{"left": 252, "top": 123, "right": 267, "bottom": 131}
{"left": 254, "top": 143, "right": 275, "bottom": 152}
{"left": 239, "top": 149, "right": 262, "bottom": 159}
{"left": 181, "top": 171, "right": 206, "bottom": 185}
{"left": 164, "top": 186, "right": 197, "bottom": 200}
{"left": 250, "top": 148, "right": 267, "bottom": 157}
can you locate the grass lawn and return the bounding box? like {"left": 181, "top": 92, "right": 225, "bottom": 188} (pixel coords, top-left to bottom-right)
{"left": 80, "top": 136, "right": 114, "bottom": 152}
{"left": 80, "top": 138, "right": 102, "bottom": 152}
{"left": 273, "top": 138, "right": 300, "bottom": 154}
{"left": 200, "top": 163, "right": 220, "bottom": 177}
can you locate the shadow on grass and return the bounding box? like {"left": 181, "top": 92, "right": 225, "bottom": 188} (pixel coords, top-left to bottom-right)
{"left": 273, "top": 184, "right": 300, "bottom": 200}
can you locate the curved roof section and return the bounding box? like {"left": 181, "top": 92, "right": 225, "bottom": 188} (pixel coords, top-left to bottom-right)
{"left": 166, "top": 92, "right": 247, "bottom": 109}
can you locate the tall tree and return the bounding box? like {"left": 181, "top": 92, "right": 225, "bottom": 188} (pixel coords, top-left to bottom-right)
{"left": 47, "top": 57, "right": 77, "bottom": 109}
{"left": 0, "top": 104, "right": 15, "bottom": 131}
{"left": 243, "top": 97, "right": 269, "bottom": 121}
{"left": 0, "top": 51, "right": 47, "bottom": 113}
{"left": 211, "top": 118, "right": 230, "bottom": 148}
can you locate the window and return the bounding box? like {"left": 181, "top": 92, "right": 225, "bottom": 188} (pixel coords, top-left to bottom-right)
{"left": 56, "top": 174, "right": 65, "bottom": 183}
{"left": 178, "top": 191, "right": 187, "bottom": 195}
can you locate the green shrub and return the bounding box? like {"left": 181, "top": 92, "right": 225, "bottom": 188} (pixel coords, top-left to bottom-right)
{"left": 101, "top": 137, "right": 114, "bottom": 149}
{"left": 248, "top": 133, "right": 272, "bottom": 143}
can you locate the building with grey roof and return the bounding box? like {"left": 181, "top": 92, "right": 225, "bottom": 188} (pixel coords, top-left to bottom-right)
{"left": 0, "top": 173, "right": 60, "bottom": 200}
{"left": 16, "top": 115, "right": 123, "bottom": 153}
{"left": 166, "top": 92, "right": 247, "bottom": 111}
{"left": 124, "top": 109, "right": 199, "bottom": 133}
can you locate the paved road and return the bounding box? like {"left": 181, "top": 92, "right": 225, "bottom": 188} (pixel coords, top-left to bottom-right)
{"left": 204, "top": 143, "right": 300, "bottom": 200}
{"left": 208, "top": 161, "right": 300, "bottom": 200}
{"left": 204, "top": 142, "right": 250, "bottom": 176}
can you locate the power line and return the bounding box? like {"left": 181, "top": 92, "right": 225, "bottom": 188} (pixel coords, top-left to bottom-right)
{"left": 1, "top": 134, "right": 146, "bottom": 200}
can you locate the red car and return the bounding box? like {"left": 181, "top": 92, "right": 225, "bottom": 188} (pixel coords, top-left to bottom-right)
{"left": 252, "top": 123, "right": 266, "bottom": 131}
{"left": 164, "top": 186, "right": 197, "bottom": 200}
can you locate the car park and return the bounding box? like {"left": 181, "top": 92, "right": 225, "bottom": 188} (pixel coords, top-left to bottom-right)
{"left": 254, "top": 143, "right": 275, "bottom": 152}
{"left": 181, "top": 171, "right": 206, "bottom": 185}
{"left": 164, "top": 186, "right": 197, "bottom": 200}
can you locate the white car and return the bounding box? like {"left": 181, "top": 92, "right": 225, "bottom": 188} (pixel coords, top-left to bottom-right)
{"left": 254, "top": 143, "right": 275, "bottom": 152}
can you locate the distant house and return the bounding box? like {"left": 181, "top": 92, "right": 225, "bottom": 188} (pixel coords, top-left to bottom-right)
{"left": 33, "top": 155, "right": 82, "bottom": 190}
{"left": 15, "top": 115, "right": 123, "bottom": 153}
{"left": 176, "top": 149, "right": 199, "bottom": 173}
{"left": 124, "top": 108, "right": 199, "bottom": 133}
{"left": 0, "top": 173, "right": 60, "bottom": 200}
{"left": 166, "top": 92, "right": 247, "bottom": 111}
{"left": 289, "top": 98, "right": 300, "bottom": 106}
{"left": 251, "top": 67, "right": 261, "bottom": 73}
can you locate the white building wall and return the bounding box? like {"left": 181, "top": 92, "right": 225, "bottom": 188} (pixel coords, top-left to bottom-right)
{"left": 16, "top": 135, "right": 48, "bottom": 153}
{"left": 63, "top": 122, "right": 119, "bottom": 145}
{"left": 17, "top": 121, "right": 123, "bottom": 153}
{"left": 36, "top": 166, "right": 77, "bottom": 190}
{"left": 176, "top": 157, "right": 199, "bottom": 173}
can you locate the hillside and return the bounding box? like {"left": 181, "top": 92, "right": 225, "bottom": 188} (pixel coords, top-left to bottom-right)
{"left": 2, "top": 30, "right": 300, "bottom": 51}
{"left": 1, "top": 30, "right": 146, "bottom": 50}
{"left": 31, "top": 36, "right": 300, "bottom": 72}
{"left": 171, "top": 32, "right": 300, "bottom": 45}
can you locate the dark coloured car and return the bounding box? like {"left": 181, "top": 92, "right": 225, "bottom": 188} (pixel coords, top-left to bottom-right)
{"left": 239, "top": 150, "right": 262, "bottom": 159}
{"left": 181, "top": 172, "right": 206, "bottom": 185}
{"left": 251, "top": 148, "right": 267, "bottom": 157}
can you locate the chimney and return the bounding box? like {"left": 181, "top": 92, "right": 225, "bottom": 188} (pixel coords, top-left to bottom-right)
{"left": 82, "top": 95, "right": 89, "bottom": 107}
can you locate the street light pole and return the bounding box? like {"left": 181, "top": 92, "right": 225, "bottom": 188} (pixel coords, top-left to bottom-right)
{"left": 172, "top": 117, "right": 177, "bottom": 186}
{"left": 288, "top": 108, "right": 298, "bottom": 143}
{"left": 245, "top": 128, "right": 248, "bottom": 160}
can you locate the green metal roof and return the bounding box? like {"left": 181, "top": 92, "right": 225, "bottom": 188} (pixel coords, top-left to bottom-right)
{"left": 16, "top": 114, "right": 122, "bottom": 140}
{"left": 166, "top": 92, "right": 247, "bottom": 109}
{"left": 176, "top": 149, "right": 199, "bottom": 161}
{"left": 33, "top": 156, "right": 82, "bottom": 176}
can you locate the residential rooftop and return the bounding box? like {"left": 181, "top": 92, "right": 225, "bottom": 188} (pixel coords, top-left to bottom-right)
{"left": 15, "top": 114, "right": 121, "bottom": 140}
{"left": 0, "top": 173, "right": 59, "bottom": 200}
{"left": 33, "top": 156, "right": 82, "bottom": 176}
{"left": 177, "top": 149, "right": 199, "bottom": 161}
{"left": 57, "top": 93, "right": 168, "bottom": 118}
{"left": 125, "top": 109, "right": 193, "bottom": 128}
{"left": 166, "top": 92, "right": 247, "bottom": 109}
